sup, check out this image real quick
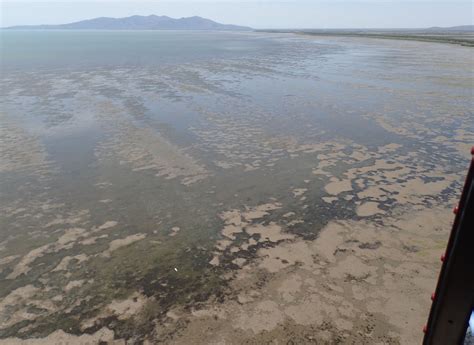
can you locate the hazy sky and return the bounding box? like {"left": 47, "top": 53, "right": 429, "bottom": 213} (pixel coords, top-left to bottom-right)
{"left": 1, "top": 0, "right": 473, "bottom": 29}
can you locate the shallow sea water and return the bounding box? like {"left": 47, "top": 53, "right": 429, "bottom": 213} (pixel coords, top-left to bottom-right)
{"left": 0, "top": 31, "right": 473, "bottom": 343}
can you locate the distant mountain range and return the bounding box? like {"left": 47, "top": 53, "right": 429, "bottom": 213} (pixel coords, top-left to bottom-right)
{"left": 4, "top": 15, "right": 253, "bottom": 31}
{"left": 4, "top": 17, "right": 471, "bottom": 33}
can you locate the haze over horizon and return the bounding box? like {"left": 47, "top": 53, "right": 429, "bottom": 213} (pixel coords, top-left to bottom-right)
{"left": 1, "top": 0, "right": 472, "bottom": 29}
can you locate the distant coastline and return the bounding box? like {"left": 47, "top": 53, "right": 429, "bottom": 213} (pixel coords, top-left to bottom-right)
{"left": 4, "top": 16, "right": 473, "bottom": 47}
{"left": 258, "top": 26, "right": 474, "bottom": 47}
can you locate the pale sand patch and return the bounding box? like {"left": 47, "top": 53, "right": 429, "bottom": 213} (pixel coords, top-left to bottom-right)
{"left": 371, "top": 115, "right": 411, "bottom": 137}
{"left": 219, "top": 210, "right": 243, "bottom": 225}
{"left": 356, "top": 202, "right": 386, "bottom": 217}
{"left": 277, "top": 274, "right": 303, "bottom": 303}
{"left": 232, "top": 258, "right": 246, "bottom": 267}
{"left": 257, "top": 241, "right": 313, "bottom": 273}
{"left": 312, "top": 167, "right": 331, "bottom": 176}
{"left": 169, "top": 226, "right": 180, "bottom": 237}
{"left": 324, "top": 178, "right": 352, "bottom": 195}
{"left": 378, "top": 143, "right": 402, "bottom": 153}
{"left": 107, "top": 293, "right": 148, "bottom": 320}
{"left": 214, "top": 161, "right": 235, "bottom": 169}
{"left": 401, "top": 177, "right": 452, "bottom": 195}
{"left": 357, "top": 186, "right": 388, "bottom": 199}
{"left": 245, "top": 223, "right": 294, "bottom": 243}
{"left": 2, "top": 225, "right": 87, "bottom": 282}
{"left": 215, "top": 203, "right": 286, "bottom": 254}
{"left": 312, "top": 158, "right": 337, "bottom": 176}
{"left": 286, "top": 141, "right": 344, "bottom": 155}
{"left": 6, "top": 245, "right": 51, "bottom": 279}
{"left": 0, "top": 283, "right": 58, "bottom": 330}
{"left": 286, "top": 219, "right": 304, "bottom": 226}
{"left": 182, "top": 175, "right": 208, "bottom": 186}
{"left": 311, "top": 222, "right": 345, "bottom": 263}
{"left": 248, "top": 238, "right": 257, "bottom": 246}
{"left": 240, "top": 243, "right": 250, "bottom": 251}
{"left": 215, "top": 239, "right": 233, "bottom": 251}
{"left": 237, "top": 295, "right": 254, "bottom": 305}
{"left": 43, "top": 209, "right": 89, "bottom": 228}
{"left": 235, "top": 301, "right": 285, "bottom": 333}
{"left": 240, "top": 238, "right": 258, "bottom": 251}
{"left": 190, "top": 306, "right": 227, "bottom": 319}
{"left": 292, "top": 188, "right": 307, "bottom": 197}
{"left": 80, "top": 234, "right": 108, "bottom": 245}
{"left": 284, "top": 294, "right": 337, "bottom": 326}
{"left": 329, "top": 256, "right": 378, "bottom": 284}
{"left": 349, "top": 150, "right": 372, "bottom": 161}
{"left": 102, "top": 234, "right": 146, "bottom": 257}
{"left": 166, "top": 310, "right": 182, "bottom": 321}
{"left": 338, "top": 154, "right": 457, "bottom": 208}
{"left": 51, "top": 295, "right": 63, "bottom": 302}
{"left": 322, "top": 196, "right": 338, "bottom": 203}
{"left": 365, "top": 111, "right": 471, "bottom": 160}
{"left": 93, "top": 220, "right": 118, "bottom": 232}
{"left": 94, "top": 182, "right": 113, "bottom": 188}
{"left": 81, "top": 293, "right": 149, "bottom": 330}
{"left": 56, "top": 228, "right": 88, "bottom": 246}
{"left": 221, "top": 225, "right": 243, "bottom": 240}
{"left": 0, "top": 255, "right": 20, "bottom": 266}
{"left": 0, "top": 328, "right": 119, "bottom": 345}
{"left": 345, "top": 159, "right": 402, "bottom": 178}
{"left": 244, "top": 163, "right": 259, "bottom": 171}
{"left": 383, "top": 166, "right": 412, "bottom": 181}
{"left": 241, "top": 203, "right": 282, "bottom": 221}
{"left": 451, "top": 129, "right": 474, "bottom": 157}
{"left": 64, "top": 279, "right": 86, "bottom": 292}
{"left": 209, "top": 255, "right": 220, "bottom": 266}
{"left": 0, "top": 285, "right": 40, "bottom": 328}
{"left": 282, "top": 212, "right": 295, "bottom": 218}
{"left": 52, "top": 254, "right": 88, "bottom": 272}
{"left": 364, "top": 176, "right": 454, "bottom": 206}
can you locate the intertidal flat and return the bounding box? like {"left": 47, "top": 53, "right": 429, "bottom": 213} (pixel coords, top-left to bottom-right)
{"left": 0, "top": 31, "right": 473, "bottom": 344}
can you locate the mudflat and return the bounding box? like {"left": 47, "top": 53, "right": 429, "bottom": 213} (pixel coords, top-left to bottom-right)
{"left": 0, "top": 31, "right": 472, "bottom": 344}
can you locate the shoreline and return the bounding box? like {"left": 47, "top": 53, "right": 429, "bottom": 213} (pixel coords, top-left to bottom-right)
{"left": 257, "top": 30, "right": 474, "bottom": 47}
